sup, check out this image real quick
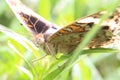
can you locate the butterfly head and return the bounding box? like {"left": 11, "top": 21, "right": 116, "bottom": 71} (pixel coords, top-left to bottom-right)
{"left": 33, "top": 33, "right": 45, "bottom": 47}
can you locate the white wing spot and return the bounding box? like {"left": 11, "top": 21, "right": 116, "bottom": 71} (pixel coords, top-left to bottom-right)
{"left": 77, "top": 17, "right": 100, "bottom": 23}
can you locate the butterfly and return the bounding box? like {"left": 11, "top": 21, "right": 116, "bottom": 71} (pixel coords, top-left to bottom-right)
{"left": 7, "top": 0, "right": 120, "bottom": 56}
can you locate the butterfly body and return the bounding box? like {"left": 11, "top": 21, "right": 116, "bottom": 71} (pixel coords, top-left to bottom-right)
{"left": 7, "top": 0, "right": 120, "bottom": 56}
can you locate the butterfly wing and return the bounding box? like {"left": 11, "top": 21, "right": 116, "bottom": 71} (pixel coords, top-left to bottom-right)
{"left": 48, "top": 9, "right": 120, "bottom": 54}
{"left": 6, "top": 0, "right": 59, "bottom": 38}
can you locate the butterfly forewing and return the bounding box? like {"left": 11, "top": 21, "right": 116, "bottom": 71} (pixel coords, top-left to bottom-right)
{"left": 7, "top": 0, "right": 59, "bottom": 37}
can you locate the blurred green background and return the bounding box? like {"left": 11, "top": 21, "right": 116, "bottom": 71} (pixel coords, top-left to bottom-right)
{"left": 0, "top": 0, "right": 120, "bottom": 80}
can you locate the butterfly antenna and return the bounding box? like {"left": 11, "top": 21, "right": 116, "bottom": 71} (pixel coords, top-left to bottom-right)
{"left": 28, "top": 16, "right": 39, "bottom": 34}
{"left": 32, "top": 54, "right": 47, "bottom": 63}
{"left": 29, "top": 17, "right": 47, "bottom": 34}
{"left": 41, "top": 25, "right": 47, "bottom": 33}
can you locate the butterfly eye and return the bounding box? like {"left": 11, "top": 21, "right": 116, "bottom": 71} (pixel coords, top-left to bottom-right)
{"left": 33, "top": 33, "right": 45, "bottom": 46}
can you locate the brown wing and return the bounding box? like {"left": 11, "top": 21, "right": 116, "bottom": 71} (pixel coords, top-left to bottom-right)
{"left": 47, "top": 8, "right": 120, "bottom": 55}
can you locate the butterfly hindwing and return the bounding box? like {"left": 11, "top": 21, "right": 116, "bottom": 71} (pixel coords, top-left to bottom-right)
{"left": 48, "top": 9, "right": 120, "bottom": 54}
